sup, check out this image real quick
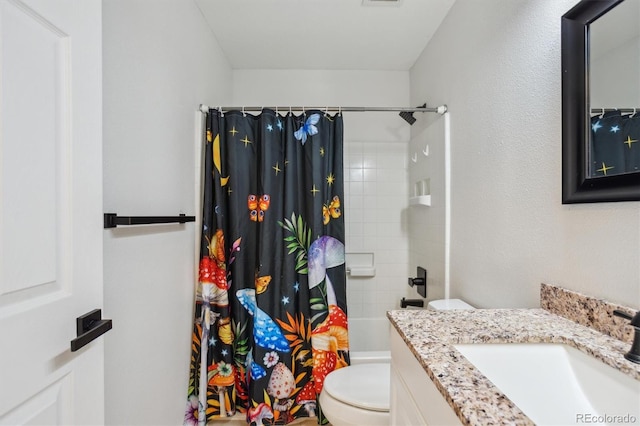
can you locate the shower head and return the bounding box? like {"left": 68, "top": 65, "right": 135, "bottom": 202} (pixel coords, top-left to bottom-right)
{"left": 399, "top": 111, "right": 416, "bottom": 125}
{"left": 398, "top": 103, "right": 427, "bottom": 125}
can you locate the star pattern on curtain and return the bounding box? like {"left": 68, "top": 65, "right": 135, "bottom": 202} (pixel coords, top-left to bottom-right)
{"left": 187, "top": 109, "right": 348, "bottom": 426}
{"left": 590, "top": 111, "right": 640, "bottom": 177}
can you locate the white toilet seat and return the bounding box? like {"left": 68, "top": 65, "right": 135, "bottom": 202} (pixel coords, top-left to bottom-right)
{"left": 323, "top": 364, "right": 390, "bottom": 411}
{"left": 319, "top": 363, "right": 390, "bottom": 426}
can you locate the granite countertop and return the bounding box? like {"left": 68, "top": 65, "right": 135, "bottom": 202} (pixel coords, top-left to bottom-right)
{"left": 387, "top": 308, "right": 640, "bottom": 426}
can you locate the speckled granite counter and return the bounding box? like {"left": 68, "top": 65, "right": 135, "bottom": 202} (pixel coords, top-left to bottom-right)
{"left": 387, "top": 308, "right": 640, "bottom": 426}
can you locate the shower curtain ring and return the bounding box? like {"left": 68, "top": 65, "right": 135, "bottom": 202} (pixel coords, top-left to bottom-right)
{"left": 324, "top": 106, "right": 329, "bottom": 117}
{"left": 242, "top": 106, "right": 246, "bottom": 117}
{"left": 289, "top": 106, "right": 292, "bottom": 115}
{"left": 275, "top": 106, "right": 279, "bottom": 115}
{"left": 218, "top": 106, "right": 224, "bottom": 117}
{"left": 338, "top": 106, "right": 342, "bottom": 116}
{"left": 632, "top": 108, "right": 637, "bottom": 118}
{"left": 600, "top": 108, "right": 605, "bottom": 118}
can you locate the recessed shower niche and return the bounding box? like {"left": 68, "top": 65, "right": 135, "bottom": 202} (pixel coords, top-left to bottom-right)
{"left": 410, "top": 178, "right": 431, "bottom": 206}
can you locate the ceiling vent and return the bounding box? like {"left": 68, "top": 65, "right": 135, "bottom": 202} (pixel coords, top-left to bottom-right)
{"left": 361, "top": 0, "right": 403, "bottom": 6}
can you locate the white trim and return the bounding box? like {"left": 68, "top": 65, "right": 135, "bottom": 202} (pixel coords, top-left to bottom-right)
{"left": 443, "top": 112, "right": 451, "bottom": 300}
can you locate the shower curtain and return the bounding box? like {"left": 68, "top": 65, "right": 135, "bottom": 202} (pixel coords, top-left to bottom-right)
{"left": 590, "top": 111, "right": 640, "bottom": 176}
{"left": 185, "top": 109, "right": 349, "bottom": 426}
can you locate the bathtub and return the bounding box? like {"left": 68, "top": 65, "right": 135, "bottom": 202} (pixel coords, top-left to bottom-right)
{"left": 348, "top": 317, "right": 391, "bottom": 364}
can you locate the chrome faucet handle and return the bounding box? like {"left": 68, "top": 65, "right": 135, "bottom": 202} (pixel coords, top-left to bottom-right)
{"left": 613, "top": 309, "right": 640, "bottom": 364}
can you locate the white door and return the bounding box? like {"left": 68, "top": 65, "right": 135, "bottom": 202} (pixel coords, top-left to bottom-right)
{"left": 0, "top": 0, "right": 104, "bottom": 424}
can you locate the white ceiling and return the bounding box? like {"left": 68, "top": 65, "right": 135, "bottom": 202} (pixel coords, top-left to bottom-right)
{"left": 195, "top": 0, "right": 456, "bottom": 70}
{"left": 590, "top": 0, "right": 640, "bottom": 60}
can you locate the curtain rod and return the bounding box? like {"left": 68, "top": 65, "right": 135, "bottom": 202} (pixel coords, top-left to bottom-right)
{"left": 591, "top": 108, "right": 638, "bottom": 114}
{"left": 199, "top": 104, "right": 448, "bottom": 115}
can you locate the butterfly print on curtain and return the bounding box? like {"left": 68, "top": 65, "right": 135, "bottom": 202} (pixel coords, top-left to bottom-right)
{"left": 186, "top": 109, "right": 349, "bottom": 426}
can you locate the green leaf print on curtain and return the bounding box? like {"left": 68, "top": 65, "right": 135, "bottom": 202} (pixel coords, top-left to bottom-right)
{"left": 185, "top": 109, "right": 349, "bottom": 426}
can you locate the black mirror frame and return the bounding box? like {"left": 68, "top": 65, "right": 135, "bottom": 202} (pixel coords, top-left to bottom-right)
{"left": 561, "top": 0, "right": 640, "bottom": 203}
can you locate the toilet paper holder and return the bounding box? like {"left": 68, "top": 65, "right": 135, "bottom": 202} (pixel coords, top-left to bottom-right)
{"left": 408, "top": 266, "right": 427, "bottom": 298}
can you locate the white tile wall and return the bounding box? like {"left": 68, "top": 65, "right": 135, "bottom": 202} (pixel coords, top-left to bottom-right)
{"left": 344, "top": 140, "right": 411, "bottom": 319}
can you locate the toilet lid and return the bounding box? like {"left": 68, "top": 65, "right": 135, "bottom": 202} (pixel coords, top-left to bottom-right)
{"left": 322, "top": 363, "right": 390, "bottom": 412}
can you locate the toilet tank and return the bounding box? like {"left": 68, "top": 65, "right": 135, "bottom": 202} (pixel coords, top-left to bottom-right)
{"left": 427, "top": 298, "right": 475, "bottom": 311}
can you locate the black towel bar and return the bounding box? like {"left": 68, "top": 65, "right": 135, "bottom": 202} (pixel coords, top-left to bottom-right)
{"left": 104, "top": 213, "right": 195, "bottom": 228}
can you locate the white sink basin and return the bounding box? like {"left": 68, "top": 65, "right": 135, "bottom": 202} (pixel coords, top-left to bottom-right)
{"left": 454, "top": 343, "right": 640, "bottom": 426}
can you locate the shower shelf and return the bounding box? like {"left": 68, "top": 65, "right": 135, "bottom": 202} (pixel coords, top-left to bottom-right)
{"left": 409, "top": 195, "right": 431, "bottom": 206}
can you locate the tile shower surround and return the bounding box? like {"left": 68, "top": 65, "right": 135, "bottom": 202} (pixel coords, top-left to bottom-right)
{"left": 344, "top": 140, "right": 410, "bottom": 319}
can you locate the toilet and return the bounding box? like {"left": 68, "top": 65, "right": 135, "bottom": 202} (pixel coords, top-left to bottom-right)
{"left": 318, "top": 363, "right": 390, "bottom": 426}
{"left": 319, "top": 298, "right": 475, "bottom": 426}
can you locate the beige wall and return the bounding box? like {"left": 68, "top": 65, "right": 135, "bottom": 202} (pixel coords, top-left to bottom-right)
{"left": 410, "top": 0, "right": 640, "bottom": 309}
{"left": 102, "top": 1, "right": 232, "bottom": 424}
{"left": 408, "top": 113, "right": 449, "bottom": 303}
{"left": 100, "top": 2, "right": 640, "bottom": 423}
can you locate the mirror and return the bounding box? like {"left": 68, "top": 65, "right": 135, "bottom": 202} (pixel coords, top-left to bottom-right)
{"left": 561, "top": 0, "right": 640, "bottom": 203}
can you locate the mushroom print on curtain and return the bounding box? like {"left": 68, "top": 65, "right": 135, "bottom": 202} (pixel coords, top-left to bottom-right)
{"left": 185, "top": 109, "right": 349, "bottom": 426}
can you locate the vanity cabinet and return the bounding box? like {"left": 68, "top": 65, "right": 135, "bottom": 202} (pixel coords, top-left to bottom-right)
{"left": 390, "top": 327, "right": 462, "bottom": 426}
